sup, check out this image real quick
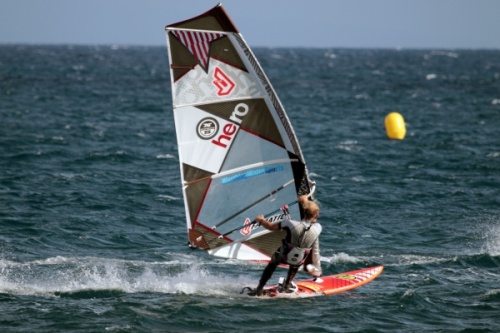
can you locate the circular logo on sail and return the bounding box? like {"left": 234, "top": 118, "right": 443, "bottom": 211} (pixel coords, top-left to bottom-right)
{"left": 196, "top": 118, "right": 218, "bottom": 140}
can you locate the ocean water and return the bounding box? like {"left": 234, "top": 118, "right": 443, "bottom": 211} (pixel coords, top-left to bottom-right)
{"left": 1, "top": 44, "right": 499, "bottom": 332}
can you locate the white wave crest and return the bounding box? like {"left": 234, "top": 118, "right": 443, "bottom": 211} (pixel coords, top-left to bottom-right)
{"left": 0, "top": 256, "right": 253, "bottom": 297}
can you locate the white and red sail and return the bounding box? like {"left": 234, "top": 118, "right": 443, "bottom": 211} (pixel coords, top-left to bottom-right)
{"left": 165, "top": 4, "right": 314, "bottom": 262}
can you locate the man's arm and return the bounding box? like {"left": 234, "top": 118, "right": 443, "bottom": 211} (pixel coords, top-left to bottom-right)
{"left": 255, "top": 215, "right": 280, "bottom": 231}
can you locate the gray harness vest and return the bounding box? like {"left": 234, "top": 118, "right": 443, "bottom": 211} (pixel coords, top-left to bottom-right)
{"left": 282, "top": 220, "right": 319, "bottom": 266}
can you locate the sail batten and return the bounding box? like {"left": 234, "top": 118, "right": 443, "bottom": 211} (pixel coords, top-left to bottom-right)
{"left": 166, "top": 4, "right": 313, "bottom": 261}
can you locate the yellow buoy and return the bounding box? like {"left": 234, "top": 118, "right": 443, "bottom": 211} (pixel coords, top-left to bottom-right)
{"left": 385, "top": 112, "right": 406, "bottom": 140}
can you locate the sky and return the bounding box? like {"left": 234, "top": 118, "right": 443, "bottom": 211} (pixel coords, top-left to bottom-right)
{"left": 1, "top": 0, "right": 499, "bottom": 49}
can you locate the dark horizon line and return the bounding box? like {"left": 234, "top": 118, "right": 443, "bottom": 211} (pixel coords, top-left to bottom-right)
{"left": 1, "top": 42, "right": 500, "bottom": 51}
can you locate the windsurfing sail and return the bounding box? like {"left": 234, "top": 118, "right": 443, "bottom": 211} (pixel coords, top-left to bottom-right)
{"left": 165, "top": 3, "right": 314, "bottom": 262}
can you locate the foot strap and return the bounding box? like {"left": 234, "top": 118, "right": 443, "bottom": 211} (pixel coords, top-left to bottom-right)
{"left": 241, "top": 286, "right": 266, "bottom": 296}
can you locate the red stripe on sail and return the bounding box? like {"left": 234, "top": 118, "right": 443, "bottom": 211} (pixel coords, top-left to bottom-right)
{"left": 198, "top": 33, "right": 209, "bottom": 68}
{"left": 172, "top": 30, "right": 223, "bottom": 70}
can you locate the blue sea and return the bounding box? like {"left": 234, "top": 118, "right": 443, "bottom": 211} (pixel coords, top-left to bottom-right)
{"left": 1, "top": 44, "right": 499, "bottom": 332}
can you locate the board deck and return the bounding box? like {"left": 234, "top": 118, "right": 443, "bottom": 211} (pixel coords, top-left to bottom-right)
{"left": 243, "top": 265, "right": 384, "bottom": 298}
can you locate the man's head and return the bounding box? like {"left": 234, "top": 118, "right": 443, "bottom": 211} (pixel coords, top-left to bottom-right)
{"left": 303, "top": 200, "right": 319, "bottom": 221}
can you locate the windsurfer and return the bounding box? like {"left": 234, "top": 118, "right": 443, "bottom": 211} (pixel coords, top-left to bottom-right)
{"left": 250, "top": 195, "right": 322, "bottom": 296}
